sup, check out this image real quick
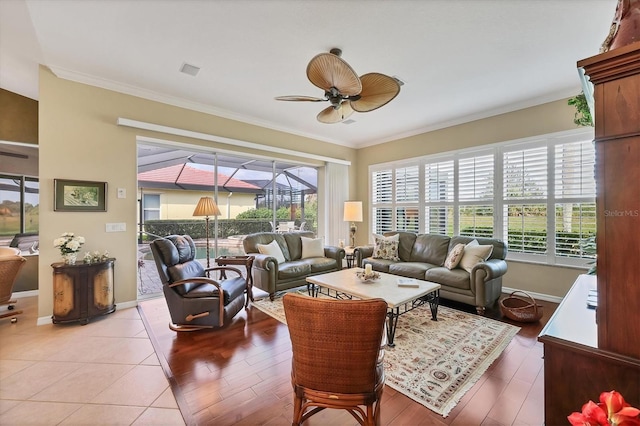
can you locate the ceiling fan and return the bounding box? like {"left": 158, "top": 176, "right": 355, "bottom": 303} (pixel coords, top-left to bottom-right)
{"left": 275, "top": 48, "right": 401, "bottom": 124}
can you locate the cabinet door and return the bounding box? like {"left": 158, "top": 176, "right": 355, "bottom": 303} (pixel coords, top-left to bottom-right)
{"left": 89, "top": 263, "right": 115, "bottom": 316}
{"left": 52, "top": 270, "right": 80, "bottom": 321}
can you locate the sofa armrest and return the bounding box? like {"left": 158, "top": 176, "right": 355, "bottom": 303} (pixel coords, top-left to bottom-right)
{"left": 323, "top": 246, "right": 346, "bottom": 269}
{"left": 354, "top": 245, "right": 374, "bottom": 267}
{"left": 472, "top": 259, "right": 508, "bottom": 281}
{"left": 249, "top": 253, "right": 279, "bottom": 296}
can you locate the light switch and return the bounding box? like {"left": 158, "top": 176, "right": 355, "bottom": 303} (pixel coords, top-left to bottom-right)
{"left": 106, "top": 223, "right": 126, "bottom": 232}
{"left": 117, "top": 188, "right": 126, "bottom": 199}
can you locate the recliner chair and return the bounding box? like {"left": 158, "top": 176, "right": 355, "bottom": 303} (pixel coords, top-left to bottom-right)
{"left": 150, "top": 234, "right": 247, "bottom": 331}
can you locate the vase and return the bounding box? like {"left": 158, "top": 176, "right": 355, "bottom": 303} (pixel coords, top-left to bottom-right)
{"left": 62, "top": 252, "right": 77, "bottom": 265}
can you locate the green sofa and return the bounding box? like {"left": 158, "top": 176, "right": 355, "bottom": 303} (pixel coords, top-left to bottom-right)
{"left": 242, "top": 231, "right": 345, "bottom": 300}
{"left": 355, "top": 232, "right": 508, "bottom": 314}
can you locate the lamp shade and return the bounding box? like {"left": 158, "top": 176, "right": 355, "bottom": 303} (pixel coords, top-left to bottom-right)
{"left": 193, "top": 196, "right": 221, "bottom": 217}
{"left": 343, "top": 201, "right": 363, "bottom": 222}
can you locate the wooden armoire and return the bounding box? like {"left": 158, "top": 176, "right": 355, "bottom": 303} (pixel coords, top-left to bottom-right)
{"left": 538, "top": 41, "right": 640, "bottom": 424}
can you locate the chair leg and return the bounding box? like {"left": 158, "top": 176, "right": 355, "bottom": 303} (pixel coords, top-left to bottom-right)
{"left": 476, "top": 306, "right": 486, "bottom": 315}
{"left": 292, "top": 393, "right": 303, "bottom": 426}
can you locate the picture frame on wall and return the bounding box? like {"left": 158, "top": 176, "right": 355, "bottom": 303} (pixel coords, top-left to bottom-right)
{"left": 54, "top": 179, "right": 107, "bottom": 212}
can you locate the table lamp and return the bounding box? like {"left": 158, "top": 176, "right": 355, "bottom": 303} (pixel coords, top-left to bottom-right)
{"left": 193, "top": 196, "right": 221, "bottom": 268}
{"left": 343, "top": 201, "right": 363, "bottom": 248}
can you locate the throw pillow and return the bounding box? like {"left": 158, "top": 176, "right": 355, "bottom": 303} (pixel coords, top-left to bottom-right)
{"left": 301, "top": 236, "right": 324, "bottom": 259}
{"left": 458, "top": 240, "right": 493, "bottom": 273}
{"left": 373, "top": 239, "right": 400, "bottom": 261}
{"left": 256, "top": 240, "right": 286, "bottom": 264}
{"left": 372, "top": 233, "right": 400, "bottom": 261}
{"left": 444, "top": 243, "right": 466, "bottom": 270}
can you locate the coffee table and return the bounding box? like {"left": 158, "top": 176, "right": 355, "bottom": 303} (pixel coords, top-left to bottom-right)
{"left": 306, "top": 269, "right": 440, "bottom": 347}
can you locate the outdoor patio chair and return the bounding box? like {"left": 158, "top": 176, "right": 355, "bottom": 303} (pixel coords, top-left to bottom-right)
{"left": 150, "top": 234, "right": 247, "bottom": 331}
{"left": 283, "top": 293, "right": 388, "bottom": 425}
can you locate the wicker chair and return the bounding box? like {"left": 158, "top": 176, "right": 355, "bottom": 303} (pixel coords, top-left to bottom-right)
{"left": 283, "top": 293, "right": 388, "bottom": 426}
{"left": 0, "top": 249, "right": 26, "bottom": 323}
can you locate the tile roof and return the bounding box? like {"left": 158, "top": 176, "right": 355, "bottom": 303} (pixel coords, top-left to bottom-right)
{"left": 138, "top": 164, "right": 261, "bottom": 191}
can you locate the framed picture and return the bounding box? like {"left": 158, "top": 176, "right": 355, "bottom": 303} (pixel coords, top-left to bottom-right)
{"left": 54, "top": 179, "right": 107, "bottom": 212}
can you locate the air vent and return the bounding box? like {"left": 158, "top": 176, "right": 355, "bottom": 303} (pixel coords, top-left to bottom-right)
{"left": 180, "top": 63, "right": 200, "bottom": 77}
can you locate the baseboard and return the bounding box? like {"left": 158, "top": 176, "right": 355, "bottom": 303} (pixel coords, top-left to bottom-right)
{"left": 36, "top": 299, "right": 139, "bottom": 326}
{"left": 502, "top": 286, "right": 563, "bottom": 304}
{"left": 13, "top": 290, "right": 38, "bottom": 298}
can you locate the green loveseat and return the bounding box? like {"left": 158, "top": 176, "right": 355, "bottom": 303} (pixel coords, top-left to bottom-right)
{"left": 242, "top": 231, "right": 345, "bottom": 300}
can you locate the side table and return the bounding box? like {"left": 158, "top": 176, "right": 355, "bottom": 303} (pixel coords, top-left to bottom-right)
{"left": 215, "top": 255, "right": 255, "bottom": 308}
{"left": 344, "top": 247, "right": 355, "bottom": 268}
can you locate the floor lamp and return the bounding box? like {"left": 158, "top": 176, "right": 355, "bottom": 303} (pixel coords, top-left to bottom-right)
{"left": 193, "top": 196, "right": 221, "bottom": 268}
{"left": 343, "top": 201, "right": 363, "bottom": 248}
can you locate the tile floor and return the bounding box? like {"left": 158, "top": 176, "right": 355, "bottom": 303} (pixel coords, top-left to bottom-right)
{"left": 0, "top": 295, "right": 185, "bottom": 425}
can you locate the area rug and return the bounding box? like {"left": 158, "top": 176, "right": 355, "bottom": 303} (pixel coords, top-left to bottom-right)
{"left": 252, "top": 292, "right": 520, "bottom": 417}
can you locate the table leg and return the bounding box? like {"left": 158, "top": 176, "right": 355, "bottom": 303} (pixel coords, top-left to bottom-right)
{"left": 386, "top": 308, "right": 400, "bottom": 348}
{"left": 307, "top": 283, "right": 319, "bottom": 297}
{"left": 422, "top": 289, "right": 439, "bottom": 321}
{"left": 244, "top": 260, "right": 254, "bottom": 308}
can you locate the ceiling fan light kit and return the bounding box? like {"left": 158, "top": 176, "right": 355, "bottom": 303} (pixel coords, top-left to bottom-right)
{"left": 276, "top": 48, "right": 401, "bottom": 124}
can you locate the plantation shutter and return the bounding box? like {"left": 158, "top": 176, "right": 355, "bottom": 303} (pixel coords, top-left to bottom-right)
{"left": 458, "top": 154, "right": 494, "bottom": 236}
{"left": 372, "top": 170, "right": 393, "bottom": 233}
{"left": 425, "top": 160, "right": 454, "bottom": 235}
{"left": 503, "top": 146, "right": 548, "bottom": 254}
{"left": 554, "top": 141, "right": 596, "bottom": 258}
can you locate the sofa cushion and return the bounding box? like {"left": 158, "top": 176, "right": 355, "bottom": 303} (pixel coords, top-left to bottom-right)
{"left": 458, "top": 240, "right": 493, "bottom": 273}
{"left": 388, "top": 262, "right": 434, "bottom": 280}
{"left": 301, "top": 236, "right": 324, "bottom": 259}
{"left": 409, "top": 234, "right": 450, "bottom": 265}
{"left": 278, "top": 260, "right": 312, "bottom": 280}
{"left": 257, "top": 240, "right": 286, "bottom": 264}
{"left": 387, "top": 232, "right": 416, "bottom": 261}
{"left": 425, "top": 267, "right": 471, "bottom": 290}
{"left": 444, "top": 243, "right": 466, "bottom": 270}
{"left": 362, "top": 257, "right": 395, "bottom": 273}
{"left": 307, "top": 257, "right": 338, "bottom": 273}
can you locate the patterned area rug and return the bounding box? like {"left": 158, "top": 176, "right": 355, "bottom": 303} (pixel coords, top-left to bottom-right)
{"left": 253, "top": 291, "right": 519, "bottom": 417}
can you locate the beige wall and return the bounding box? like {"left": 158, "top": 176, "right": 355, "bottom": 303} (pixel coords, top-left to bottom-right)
{"left": 38, "top": 67, "right": 356, "bottom": 319}
{"left": 353, "top": 99, "right": 588, "bottom": 297}
{"left": 139, "top": 188, "right": 256, "bottom": 220}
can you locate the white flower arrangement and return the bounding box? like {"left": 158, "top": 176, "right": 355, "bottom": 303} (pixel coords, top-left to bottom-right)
{"left": 53, "top": 232, "right": 85, "bottom": 256}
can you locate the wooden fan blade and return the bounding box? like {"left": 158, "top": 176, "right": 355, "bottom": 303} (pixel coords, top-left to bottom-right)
{"left": 307, "top": 53, "right": 362, "bottom": 96}
{"left": 350, "top": 73, "right": 400, "bottom": 112}
{"left": 275, "top": 95, "right": 326, "bottom": 102}
{"left": 317, "top": 102, "right": 354, "bottom": 124}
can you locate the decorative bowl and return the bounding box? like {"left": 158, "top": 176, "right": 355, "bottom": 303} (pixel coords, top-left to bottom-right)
{"left": 356, "top": 270, "right": 380, "bottom": 283}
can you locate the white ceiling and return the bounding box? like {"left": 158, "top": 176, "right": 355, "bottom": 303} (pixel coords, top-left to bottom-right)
{"left": 0, "top": 0, "right": 616, "bottom": 148}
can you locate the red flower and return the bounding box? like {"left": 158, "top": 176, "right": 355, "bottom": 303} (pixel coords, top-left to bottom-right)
{"left": 569, "top": 391, "right": 640, "bottom": 426}
{"left": 568, "top": 400, "right": 609, "bottom": 426}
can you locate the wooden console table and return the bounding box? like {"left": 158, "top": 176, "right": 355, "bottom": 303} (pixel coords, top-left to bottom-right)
{"left": 538, "top": 275, "right": 640, "bottom": 424}
{"left": 51, "top": 259, "right": 116, "bottom": 325}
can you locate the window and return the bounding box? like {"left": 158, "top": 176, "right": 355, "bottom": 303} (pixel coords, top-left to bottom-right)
{"left": 142, "top": 194, "right": 160, "bottom": 221}
{"left": 369, "top": 128, "right": 596, "bottom": 266}
{"left": 0, "top": 174, "right": 39, "bottom": 238}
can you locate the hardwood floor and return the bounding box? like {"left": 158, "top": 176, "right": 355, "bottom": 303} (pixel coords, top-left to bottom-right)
{"left": 139, "top": 290, "right": 557, "bottom": 426}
